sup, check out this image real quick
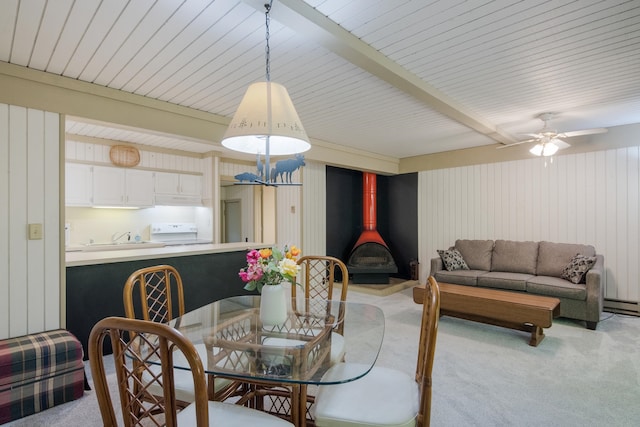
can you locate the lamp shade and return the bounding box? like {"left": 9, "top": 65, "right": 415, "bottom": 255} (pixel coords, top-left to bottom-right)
{"left": 221, "top": 81, "right": 310, "bottom": 155}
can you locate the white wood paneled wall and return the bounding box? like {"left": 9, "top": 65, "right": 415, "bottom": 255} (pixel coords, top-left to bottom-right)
{"left": 66, "top": 139, "right": 204, "bottom": 173}
{"left": 219, "top": 160, "right": 257, "bottom": 178}
{"left": 276, "top": 185, "right": 301, "bottom": 249}
{"left": 301, "top": 161, "right": 326, "bottom": 256}
{"left": 418, "top": 147, "right": 640, "bottom": 304}
{"left": 0, "top": 104, "right": 60, "bottom": 339}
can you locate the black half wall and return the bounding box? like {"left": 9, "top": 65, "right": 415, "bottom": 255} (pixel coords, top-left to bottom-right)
{"left": 326, "top": 166, "right": 418, "bottom": 280}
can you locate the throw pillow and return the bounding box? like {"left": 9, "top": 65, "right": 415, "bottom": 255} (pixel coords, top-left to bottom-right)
{"left": 438, "top": 249, "right": 470, "bottom": 271}
{"left": 561, "top": 254, "right": 596, "bottom": 284}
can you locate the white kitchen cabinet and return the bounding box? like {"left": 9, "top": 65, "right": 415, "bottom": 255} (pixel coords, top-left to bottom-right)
{"left": 92, "top": 166, "right": 154, "bottom": 207}
{"left": 154, "top": 171, "right": 181, "bottom": 194}
{"left": 66, "top": 163, "right": 93, "bottom": 206}
{"left": 178, "top": 173, "right": 202, "bottom": 196}
{"left": 125, "top": 169, "right": 155, "bottom": 207}
{"left": 154, "top": 171, "right": 202, "bottom": 205}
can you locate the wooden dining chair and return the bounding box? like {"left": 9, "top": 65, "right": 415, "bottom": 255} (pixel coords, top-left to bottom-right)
{"left": 292, "top": 255, "right": 349, "bottom": 304}
{"left": 257, "top": 256, "right": 350, "bottom": 423}
{"left": 292, "top": 255, "right": 349, "bottom": 363}
{"left": 123, "top": 265, "right": 239, "bottom": 406}
{"left": 88, "top": 316, "right": 293, "bottom": 427}
{"left": 313, "top": 276, "right": 441, "bottom": 427}
{"left": 123, "top": 264, "right": 184, "bottom": 324}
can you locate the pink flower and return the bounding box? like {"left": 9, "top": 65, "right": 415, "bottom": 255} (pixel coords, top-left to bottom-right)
{"left": 246, "top": 249, "right": 260, "bottom": 264}
{"left": 238, "top": 270, "right": 250, "bottom": 282}
{"left": 239, "top": 263, "right": 264, "bottom": 283}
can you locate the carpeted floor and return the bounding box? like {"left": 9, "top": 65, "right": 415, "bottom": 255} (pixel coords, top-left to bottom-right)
{"left": 7, "top": 287, "right": 640, "bottom": 426}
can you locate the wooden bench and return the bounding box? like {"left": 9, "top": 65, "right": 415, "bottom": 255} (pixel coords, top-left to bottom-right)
{"left": 413, "top": 282, "right": 560, "bottom": 346}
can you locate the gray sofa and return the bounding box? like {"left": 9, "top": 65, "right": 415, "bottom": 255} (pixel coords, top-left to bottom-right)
{"left": 430, "top": 239, "right": 604, "bottom": 330}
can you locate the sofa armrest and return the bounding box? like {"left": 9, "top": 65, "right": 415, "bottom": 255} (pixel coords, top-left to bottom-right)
{"left": 585, "top": 254, "right": 605, "bottom": 323}
{"left": 430, "top": 257, "right": 444, "bottom": 277}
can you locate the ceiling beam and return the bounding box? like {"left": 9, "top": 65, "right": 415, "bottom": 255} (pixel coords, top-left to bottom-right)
{"left": 242, "top": 0, "right": 516, "bottom": 145}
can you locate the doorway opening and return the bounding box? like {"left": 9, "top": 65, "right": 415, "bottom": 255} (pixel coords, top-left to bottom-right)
{"left": 222, "top": 199, "right": 242, "bottom": 243}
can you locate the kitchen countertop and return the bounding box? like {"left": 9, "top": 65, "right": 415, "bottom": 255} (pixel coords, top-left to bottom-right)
{"left": 65, "top": 242, "right": 266, "bottom": 267}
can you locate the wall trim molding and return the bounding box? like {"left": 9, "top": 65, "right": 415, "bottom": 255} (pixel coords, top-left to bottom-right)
{"left": 401, "top": 123, "right": 640, "bottom": 173}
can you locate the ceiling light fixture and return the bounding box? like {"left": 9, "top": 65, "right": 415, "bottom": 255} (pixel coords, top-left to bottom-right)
{"left": 529, "top": 139, "right": 560, "bottom": 157}
{"left": 221, "top": 0, "right": 310, "bottom": 184}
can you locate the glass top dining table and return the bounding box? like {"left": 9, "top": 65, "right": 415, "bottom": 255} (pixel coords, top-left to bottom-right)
{"left": 168, "top": 295, "right": 386, "bottom": 386}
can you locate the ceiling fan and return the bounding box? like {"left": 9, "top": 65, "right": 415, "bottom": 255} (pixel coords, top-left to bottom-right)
{"left": 498, "top": 112, "right": 608, "bottom": 156}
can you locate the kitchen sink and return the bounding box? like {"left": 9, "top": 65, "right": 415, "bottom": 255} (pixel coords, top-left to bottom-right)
{"left": 81, "top": 241, "right": 166, "bottom": 251}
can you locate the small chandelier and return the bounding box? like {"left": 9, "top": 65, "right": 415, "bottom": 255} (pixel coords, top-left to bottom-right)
{"left": 221, "top": 1, "right": 310, "bottom": 178}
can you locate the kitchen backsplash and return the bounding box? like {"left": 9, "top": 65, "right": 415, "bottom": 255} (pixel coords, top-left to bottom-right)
{"left": 65, "top": 205, "right": 213, "bottom": 246}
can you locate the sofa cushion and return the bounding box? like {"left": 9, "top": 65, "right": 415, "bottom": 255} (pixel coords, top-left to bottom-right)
{"left": 434, "top": 269, "right": 483, "bottom": 286}
{"left": 437, "top": 249, "right": 469, "bottom": 271}
{"left": 454, "top": 240, "right": 494, "bottom": 271}
{"left": 536, "top": 242, "right": 596, "bottom": 277}
{"left": 477, "top": 272, "right": 532, "bottom": 291}
{"left": 526, "top": 276, "right": 587, "bottom": 301}
{"left": 490, "top": 240, "right": 539, "bottom": 274}
{"left": 561, "top": 254, "right": 597, "bottom": 284}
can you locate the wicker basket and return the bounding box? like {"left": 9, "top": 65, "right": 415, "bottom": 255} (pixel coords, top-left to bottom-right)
{"left": 109, "top": 145, "right": 140, "bottom": 167}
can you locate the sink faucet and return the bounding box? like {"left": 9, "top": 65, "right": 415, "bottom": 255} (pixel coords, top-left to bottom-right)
{"left": 111, "top": 231, "right": 131, "bottom": 243}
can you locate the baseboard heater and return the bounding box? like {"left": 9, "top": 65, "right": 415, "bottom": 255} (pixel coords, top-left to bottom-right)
{"left": 604, "top": 298, "right": 640, "bottom": 316}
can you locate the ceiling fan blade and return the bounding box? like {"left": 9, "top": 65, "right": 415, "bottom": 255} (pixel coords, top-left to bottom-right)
{"left": 496, "top": 138, "right": 537, "bottom": 149}
{"left": 560, "top": 128, "right": 608, "bottom": 138}
{"left": 518, "top": 133, "right": 543, "bottom": 138}
{"left": 551, "top": 138, "right": 571, "bottom": 149}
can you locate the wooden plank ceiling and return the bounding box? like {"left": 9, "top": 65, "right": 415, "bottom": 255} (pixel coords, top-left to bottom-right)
{"left": 1, "top": 0, "right": 639, "bottom": 159}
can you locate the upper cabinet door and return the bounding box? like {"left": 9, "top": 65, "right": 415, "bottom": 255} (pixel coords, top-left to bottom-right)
{"left": 66, "top": 163, "right": 93, "bottom": 206}
{"left": 125, "top": 169, "right": 154, "bottom": 207}
{"left": 93, "top": 166, "right": 125, "bottom": 206}
{"left": 154, "top": 171, "right": 202, "bottom": 205}
{"left": 179, "top": 174, "right": 202, "bottom": 196}
{"left": 154, "top": 171, "right": 181, "bottom": 194}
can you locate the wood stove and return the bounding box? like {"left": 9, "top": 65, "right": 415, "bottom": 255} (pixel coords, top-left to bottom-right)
{"left": 347, "top": 172, "right": 397, "bottom": 284}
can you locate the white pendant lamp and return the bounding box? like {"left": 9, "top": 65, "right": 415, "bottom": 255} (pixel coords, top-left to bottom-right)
{"left": 222, "top": 81, "right": 310, "bottom": 155}
{"left": 221, "top": 1, "right": 310, "bottom": 157}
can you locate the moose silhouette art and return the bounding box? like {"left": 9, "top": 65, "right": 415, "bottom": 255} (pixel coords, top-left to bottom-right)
{"left": 271, "top": 154, "right": 305, "bottom": 183}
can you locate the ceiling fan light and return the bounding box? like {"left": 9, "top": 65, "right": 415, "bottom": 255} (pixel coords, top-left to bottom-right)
{"left": 530, "top": 141, "right": 559, "bottom": 157}
{"left": 529, "top": 144, "right": 544, "bottom": 156}
{"left": 543, "top": 142, "right": 559, "bottom": 156}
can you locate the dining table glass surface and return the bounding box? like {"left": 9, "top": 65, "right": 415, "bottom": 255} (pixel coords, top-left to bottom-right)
{"left": 166, "top": 295, "right": 385, "bottom": 386}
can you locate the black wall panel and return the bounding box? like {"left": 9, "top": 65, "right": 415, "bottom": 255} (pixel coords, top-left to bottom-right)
{"left": 326, "top": 166, "right": 418, "bottom": 281}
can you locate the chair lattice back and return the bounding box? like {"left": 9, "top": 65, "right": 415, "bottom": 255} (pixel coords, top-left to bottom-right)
{"left": 415, "top": 276, "right": 441, "bottom": 427}
{"left": 123, "top": 265, "right": 185, "bottom": 323}
{"left": 88, "top": 317, "right": 209, "bottom": 427}
{"left": 292, "top": 256, "right": 349, "bottom": 334}
{"left": 122, "top": 265, "right": 243, "bottom": 408}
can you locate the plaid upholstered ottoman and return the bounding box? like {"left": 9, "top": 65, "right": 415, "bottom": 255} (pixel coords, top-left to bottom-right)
{"left": 0, "top": 329, "right": 85, "bottom": 424}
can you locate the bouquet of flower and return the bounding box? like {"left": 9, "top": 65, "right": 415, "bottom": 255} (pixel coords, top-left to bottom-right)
{"left": 239, "top": 245, "right": 301, "bottom": 293}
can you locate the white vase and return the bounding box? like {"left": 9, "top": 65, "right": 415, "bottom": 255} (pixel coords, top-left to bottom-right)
{"left": 260, "top": 283, "right": 288, "bottom": 326}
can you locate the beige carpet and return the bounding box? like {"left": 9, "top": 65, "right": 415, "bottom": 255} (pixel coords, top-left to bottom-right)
{"left": 7, "top": 289, "right": 640, "bottom": 426}
{"left": 338, "top": 277, "right": 419, "bottom": 296}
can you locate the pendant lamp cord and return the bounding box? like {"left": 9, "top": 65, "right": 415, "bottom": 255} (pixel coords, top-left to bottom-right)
{"left": 264, "top": 1, "right": 273, "bottom": 182}
{"left": 265, "top": 1, "right": 273, "bottom": 82}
